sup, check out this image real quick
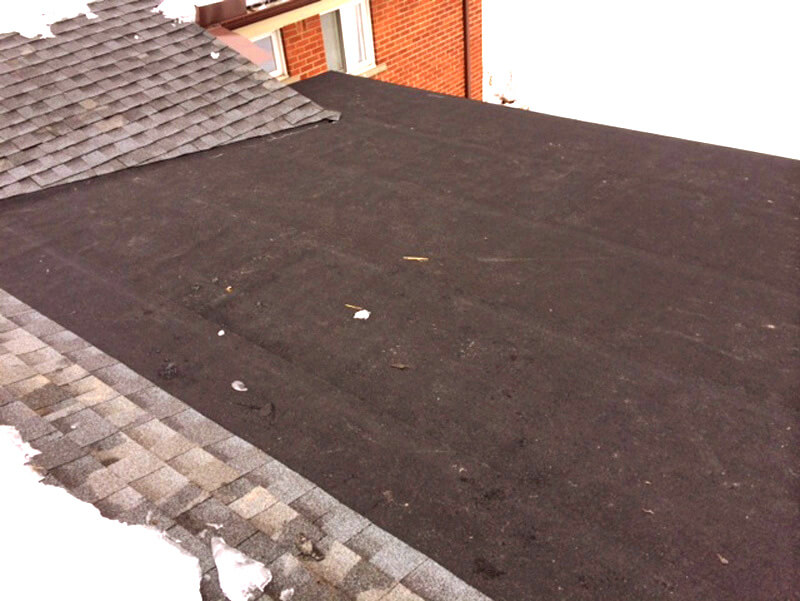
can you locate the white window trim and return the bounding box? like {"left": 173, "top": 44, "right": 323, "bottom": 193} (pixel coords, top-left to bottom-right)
{"left": 250, "top": 30, "right": 288, "bottom": 79}
{"left": 237, "top": 0, "right": 357, "bottom": 39}
{"left": 322, "top": 0, "right": 376, "bottom": 76}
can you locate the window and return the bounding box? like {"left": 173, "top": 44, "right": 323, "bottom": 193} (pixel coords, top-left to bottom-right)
{"left": 251, "top": 30, "right": 287, "bottom": 79}
{"left": 320, "top": 0, "right": 375, "bottom": 75}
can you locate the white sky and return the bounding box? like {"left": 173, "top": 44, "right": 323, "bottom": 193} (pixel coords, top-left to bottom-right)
{"left": 154, "top": 0, "right": 218, "bottom": 22}
{"left": 0, "top": 0, "right": 97, "bottom": 37}
{"left": 483, "top": 0, "right": 800, "bottom": 160}
{"left": 0, "top": 0, "right": 217, "bottom": 36}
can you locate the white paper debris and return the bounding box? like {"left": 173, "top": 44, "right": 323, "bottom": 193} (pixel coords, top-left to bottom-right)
{"left": 211, "top": 536, "right": 272, "bottom": 601}
{"left": 218, "top": 329, "right": 226, "bottom": 336}
{"left": 231, "top": 380, "right": 248, "bottom": 392}
{"left": 1, "top": 0, "right": 97, "bottom": 38}
{"left": 280, "top": 587, "right": 296, "bottom": 601}
{"left": 0, "top": 425, "right": 202, "bottom": 601}
{"left": 210, "top": 51, "right": 220, "bottom": 59}
{"left": 353, "top": 309, "right": 371, "bottom": 320}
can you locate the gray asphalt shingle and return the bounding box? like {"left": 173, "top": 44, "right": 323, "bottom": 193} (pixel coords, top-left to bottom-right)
{"left": 0, "top": 0, "right": 338, "bottom": 200}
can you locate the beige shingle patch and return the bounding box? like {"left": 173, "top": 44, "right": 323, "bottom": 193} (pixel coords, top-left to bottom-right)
{"left": 4, "top": 373, "right": 49, "bottom": 397}
{"left": 18, "top": 346, "right": 68, "bottom": 373}
{"left": 91, "top": 433, "right": 164, "bottom": 483}
{"left": 2, "top": 331, "right": 47, "bottom": 355}
{"left": 125, "top": 419, "right": 196, "bottom": 461}
{"left": 305, "top": 538, "right": 361, "bottom": 585}
{"left": 228, "top": 485, "right": 278, "bottom": 519}
{"left": 168, "top": 447, "right": 239, "bottom": 491}
{"left": 40, "top": 398, "right": 84, "bottom": 422}
{"left": 93, "top": 115, "right": 127, "bottom": 133}
{"left": 130, "top": 465, "right": 190, "bottom": 502}
{"left": 93, "top": 396, "right": 148, "bottom": 428}
{"left": 73, "top": 377, "right": 118, "bottom": 407}
{"left": 250, "top": 501, "right": 298, "bottom": 539}
{"left": 46, "top": 364, "right": 89, "bottom": 386}
{"left": 382, "top": 584, "right": 427, "bottom": 601}
{"left": 0, "top": 354, "right": 37, "bottom": 386}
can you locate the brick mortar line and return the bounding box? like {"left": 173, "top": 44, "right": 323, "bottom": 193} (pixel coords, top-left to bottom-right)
{"left": 0, "top": 287, "right": 492, "bottom": 601}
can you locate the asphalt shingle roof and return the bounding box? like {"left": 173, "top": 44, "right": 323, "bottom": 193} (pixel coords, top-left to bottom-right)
{"left": 0, "top": 0, "right": 338, "bottom": 200}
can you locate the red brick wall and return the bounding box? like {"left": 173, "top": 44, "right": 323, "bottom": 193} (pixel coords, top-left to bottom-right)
{"left": 280, "top": 0, "right": 482, "bottom": 100}
{"left": 371, "top": 0, "right": 481, "bottom": 100}
{"left": 281, "top": 15, "right": 328, "bottom": 80}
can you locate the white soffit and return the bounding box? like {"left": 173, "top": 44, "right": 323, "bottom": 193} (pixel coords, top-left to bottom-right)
{"left": 234, "top": 0, "right": 354, "bottom": 39}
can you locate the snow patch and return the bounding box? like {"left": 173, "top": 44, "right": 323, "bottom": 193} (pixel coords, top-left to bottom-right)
{"left": 1, "top": 424, "right": 40, "bottom": 464}
{"left": 211, "top": 537, "right": 272, "bottom": 601}
{"left": 280, "top": 587, "right": 295, "bottom": 601}
{"left": 0, "top": 0, "right": 97, "bottom": 38}
{"left": 153, "top": 0, "right": 218, "bottom": 23}
{"left": 0, "top": 425, "right": 202, "bottom": 601}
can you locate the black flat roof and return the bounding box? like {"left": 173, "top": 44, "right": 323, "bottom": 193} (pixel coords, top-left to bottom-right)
{"left": 1, "top": 72, "right": 797, "bottom": 600}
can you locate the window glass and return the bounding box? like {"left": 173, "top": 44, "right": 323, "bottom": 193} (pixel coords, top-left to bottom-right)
{"left": 354, "top": 2, "right": 366, "bottom": 63}
{"left": 253, "top": 36, "right": 277, "bottom": 73}
{"left": 320, "top": 11, "right": 345, "bottom": 72}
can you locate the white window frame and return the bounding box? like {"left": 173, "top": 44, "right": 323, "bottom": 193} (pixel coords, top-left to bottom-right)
{"left": 322, "top": 0, "right": 375, "bottom": 76}
{"left": 250, "top": 30, "right": 288, "bottom": 79}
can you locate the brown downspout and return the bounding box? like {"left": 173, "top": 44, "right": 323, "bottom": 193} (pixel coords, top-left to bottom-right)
{"left": 462, "top": 0, "right": 471, "bottom": 98}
